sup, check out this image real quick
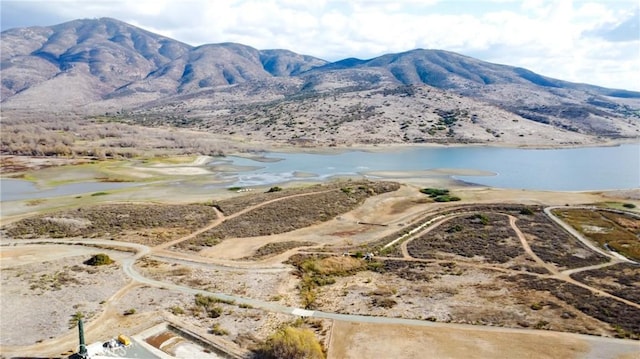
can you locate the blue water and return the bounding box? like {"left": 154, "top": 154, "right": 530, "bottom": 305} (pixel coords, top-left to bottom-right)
{"left": 228, "top": 144, "right": 640, "bottom": 191}
{"left": 1, "top": 144, "right": 638, "bottom": 201}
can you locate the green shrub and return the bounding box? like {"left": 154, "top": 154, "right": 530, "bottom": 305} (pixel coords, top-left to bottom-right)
{"left": 170, "top": 306, "right": 185, "bottom": 315}
{"left": 473, "top": 213, "right": 490, "bottom": 225}
{"left": 258, "top": 326, "right": 325, "bottom": 359}
{"left": 123, "top": 308, "right": 136, "bottom": 316}
{"left": 520, "top": 207, "right": 535, "bottom": 215}
{"left": 194, "top": 294, "right": 226, "bottom": 318}
{"left": 420, "top": 188, "right": 449, "bottom": 197}
{"left": 91, "top": 192, "right": 109, "bottom": 196}
{"left": 622, "top": 203, "right": 636, "bottom": 209}
{"left": 300, "top": 289, "right": 317, "bottom": 309}
{"left": 420, "top": 188, "right": 461, "bottom": 202}
{"left": 211, "top": 323, "right": 229, "bottom": 336}
{"left": 195, "top": 293, "right": 234, "bottom": 306}
{"left": 266, "top": 186, "right": 282, "bottom": 193}
{"left": 84, "top": 253, "right": 113, "bottom": 266}
{"left": 207, "top": 306, "right": 222, "bottom": 318}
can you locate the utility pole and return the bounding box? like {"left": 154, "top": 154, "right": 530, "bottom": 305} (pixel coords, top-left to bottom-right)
{"left": 78, "top": 318, "right": 88, "bottom": 359}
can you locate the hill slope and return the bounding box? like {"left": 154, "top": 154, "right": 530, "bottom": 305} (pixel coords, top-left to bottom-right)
{"left": 1, "top": 17, "right": 639, "bottom": 148}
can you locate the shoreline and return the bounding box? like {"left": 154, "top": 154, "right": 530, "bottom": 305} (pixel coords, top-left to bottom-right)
{"left": 1, "top": 138, "right": 638, "bottom": 176}
{"left": 229, "top": 138, "right": 640, "bottom": 156}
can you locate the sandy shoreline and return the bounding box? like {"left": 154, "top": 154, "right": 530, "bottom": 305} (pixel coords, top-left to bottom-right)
{"left": 231, "top": 138, "right": 640, "bottom": 156}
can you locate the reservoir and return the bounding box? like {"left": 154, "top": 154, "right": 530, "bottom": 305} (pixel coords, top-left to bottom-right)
{"left": 229, "top": 143, "right": 639, "bottom": 191}
{"left": 1, "top": 143, "right": 638, "bottom": 201}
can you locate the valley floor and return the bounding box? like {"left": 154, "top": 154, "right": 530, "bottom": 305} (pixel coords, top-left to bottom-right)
{"left": 0, "top": 156, "right": 639, "bottom": 359}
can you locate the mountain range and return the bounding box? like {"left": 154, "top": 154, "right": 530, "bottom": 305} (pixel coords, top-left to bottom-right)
{"left": 2, "top": 17, "right": 639, "bottom": 147}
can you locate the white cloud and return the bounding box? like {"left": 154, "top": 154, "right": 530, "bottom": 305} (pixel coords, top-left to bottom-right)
{"left": 1, "top": 0, "right": 638, "bottom": 90}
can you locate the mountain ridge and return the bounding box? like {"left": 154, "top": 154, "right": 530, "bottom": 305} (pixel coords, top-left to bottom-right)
{"left": 1, "top": 17, "right": 639, "bottom": 148}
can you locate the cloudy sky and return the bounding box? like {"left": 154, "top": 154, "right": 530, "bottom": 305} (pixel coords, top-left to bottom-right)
{"left": 2, "top": 0, "right": 639, "bottom": 90}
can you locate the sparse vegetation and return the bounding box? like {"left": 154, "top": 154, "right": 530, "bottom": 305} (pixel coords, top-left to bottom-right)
{"left": 169, "top": 306, "right": 185, "bottom": 315}
{"left": 4, "top": 203, "right": 217, "bottom": 244}
{"left": 371, "top": 297, "right": 397, "bottom": 309}
{"left": 517, "top": 209, "right": 609, "bottom": 268}
{"left": 506, "top": 274, "right": 640, "bottom": 338}
{"left": 570, "top": 263, "right": 640, "bottom": 304}
{"left": 407, "top": 213, "right": 522, "bottom": 263}
{"left": 0, "top": 115, "right": 232, "bottom": 158}
{"left": 210, "top": 323, "right": 229, "bottom": 336}
{"left": 552, "top": 208, "right": 640, "bottom": 261}
{"left": 193, "top": 294, "right": 230, "bottom": 318}
{"left": 180, "top": 181, "right": 400, "bottom": 251}
{"left": 288, "top": 254, "right": 369, "bottom": 309}
{"left": 245, "top": 241, "right": 316, "bottom": 260}
{"left": 256, "top": 326, "right": 325, "bottom": 359}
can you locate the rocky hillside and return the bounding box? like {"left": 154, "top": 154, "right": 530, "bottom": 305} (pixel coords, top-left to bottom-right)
{"left": 1, "top": 17, "right": 639, "bottom": 148}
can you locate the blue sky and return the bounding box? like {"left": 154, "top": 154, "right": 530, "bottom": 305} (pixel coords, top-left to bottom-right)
{"left": 2, "top": 0, "right": 639, "bottom": 90}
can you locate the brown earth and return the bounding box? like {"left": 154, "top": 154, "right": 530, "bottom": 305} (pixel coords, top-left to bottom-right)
{"left": 328, "top": 321, "right": 640, "bottom": 359}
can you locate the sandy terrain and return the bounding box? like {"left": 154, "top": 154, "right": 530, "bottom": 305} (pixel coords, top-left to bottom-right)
{"left": 0, "top": 247, "right": 129, "bottom": 346}
{"left": 328, "top": 321, "right": 640, "bottom": 359}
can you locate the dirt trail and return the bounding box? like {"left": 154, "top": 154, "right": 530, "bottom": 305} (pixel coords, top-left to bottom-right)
{"left": 153, "top": 188, "right": 337, "bottom": 255}
{"left": 152, "top": 206, "right": 225, "bottom": 250}
{"left": 561, "top": 261, "right": 622, "bottom": 276}
{"left": 508, "top": 215, "right": 558, "bottom": 274}
{"left": 395, "top": 210, "right": 640, "bottom": 310}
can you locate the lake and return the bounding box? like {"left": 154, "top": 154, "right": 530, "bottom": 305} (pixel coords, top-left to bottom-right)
{"left": 1, "top": 143, "right": 638, "bottom": 202}
{"left": 228, "top": 143, "right": 640, "bottom": 191}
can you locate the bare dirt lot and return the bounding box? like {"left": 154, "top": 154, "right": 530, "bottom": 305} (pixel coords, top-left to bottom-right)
{"left": 328, "top": 321, "right": 640, "bottom": 359}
